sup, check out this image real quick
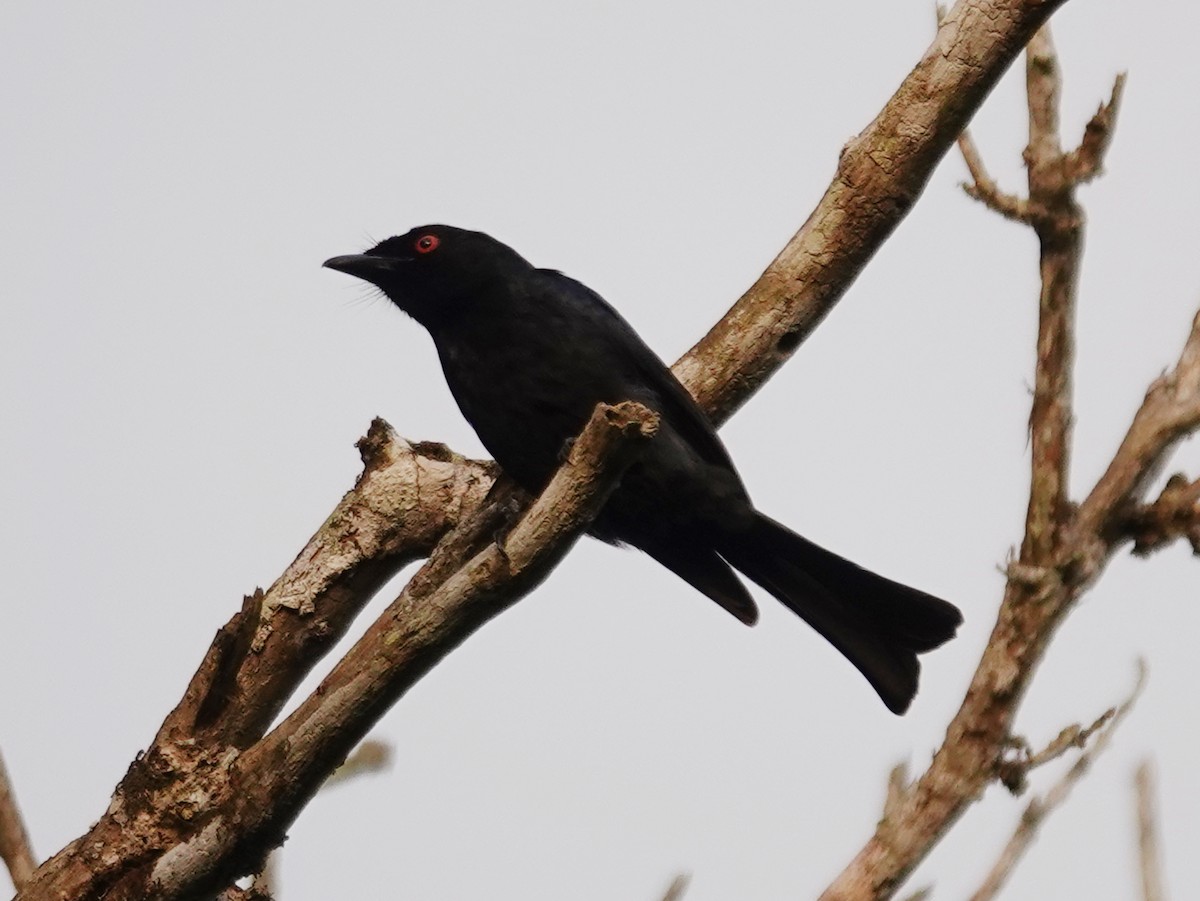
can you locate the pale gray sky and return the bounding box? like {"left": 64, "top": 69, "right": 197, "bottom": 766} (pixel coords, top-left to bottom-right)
{"left": 2, "top": 2, "right": 1196, "bottom": 899}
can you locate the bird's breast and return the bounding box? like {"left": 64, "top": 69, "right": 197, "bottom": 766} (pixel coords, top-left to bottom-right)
{"left": 436, "top": 333, "right": 599, "bottom": 492}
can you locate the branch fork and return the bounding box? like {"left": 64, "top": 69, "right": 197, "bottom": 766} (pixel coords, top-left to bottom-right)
{"left": 17, "top": 402, "right": 657, "bottom": 901}
{"left": 824, "top": 22, "right": 1193, "bottom": 901}
{"left": 18, "top": 3, "right": 1194, "bottom": 899}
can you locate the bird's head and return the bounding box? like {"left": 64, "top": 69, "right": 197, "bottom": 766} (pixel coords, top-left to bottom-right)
{"left": 323, "top": 224, "right": 529, "bottom": 328}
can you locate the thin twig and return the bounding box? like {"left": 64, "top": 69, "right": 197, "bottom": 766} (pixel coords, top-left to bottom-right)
{"left": 252, "top": 738, "right": 393, "bottom": 892}
{"left": 0, "top": 749, "right": 36, "bottom": 891}
{"left": 659, "top": 873, "right": 690, "bottom": 901}
{"left": 322, "top": 739, "right": 393, "bottom": 790}
{"left": 883, "top": 763, "right": 910, "bottom": 821}
{"left": 958, "top": 130, "right": 1029, "bottom": 222}
{"left": 1126, "top": 473, "right": 1200, "bottom": 556}
{"left": 1066, "top": 73, "right": 1127, "bottom": 183}
{"left": 995, "top": 706, "right": 1116, "bottom": 794}
{"left": 968, "top": 661, "right": 1146, "bottom": 901}
{"left": 1134, "top": 760, "right": 1167, "bottom": 901}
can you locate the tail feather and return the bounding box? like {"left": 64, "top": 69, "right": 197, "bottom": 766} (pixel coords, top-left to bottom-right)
{"left": 718, "top": 512, "right": 962, "bottom": 714}
{"left": 639, "top": 535, "right": 760, "bottom": 626}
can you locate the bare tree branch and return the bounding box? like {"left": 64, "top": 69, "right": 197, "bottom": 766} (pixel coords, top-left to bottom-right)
{"left": 1075, "top": 309, "right": 1200, "bottom": 542}
{"left": 968, "top": 661, "right": 1145, "bottom": 901}
{"left": 245, "top": 738, "right": 390, "bottom": 900}
{"left": 995, "top": 704, "right": 1116, "bottom": 794}
{"left": 322, "top": 739, "right": 392, "bottom": 790}
{"left": 958, "top": 129, "right": 1030, "bottom": 222}
{"left": 215, "top": 879, "right": 272, "bottom": 901}
{"left": 1134, "top": 760, "right": 1167, "bottom": 901}
{"left": 171, "top": 421, "right": 500, "bottom": 754}
{"left": 1066, "top": 74, "right": 1127, "bottom": 184}
{"left": 20, "top": 402, "right": 657, "bottom": 901}
{"left": 1126, "top": 473, "right": 1200, "bottom": 556}
{"left": 1021, "top": 24, "right": 1083, "bottom": 565}
{"left": 658, "top": 873, "right": 690, "bottom": 901}
{"left": 672, "top": 0, "right": 1070, "bottom": 423}
{"left": 15, "top": 2, "right": 1077, "bottom": 898}
{"left": 821, "top": 23, "right": 1196, "bottom": 900}
{"left": 0, "top": 749, "right": 35, "bottom": 892}
{"left": 882, "top": 763, "right": 911, "bottom": 822}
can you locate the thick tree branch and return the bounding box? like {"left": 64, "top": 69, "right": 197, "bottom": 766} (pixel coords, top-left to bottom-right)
{"left": 0, "top": 750, "right": 36, "bottom": 892}
{"left": 673, "top": 0, "right": 1069, "bottom": 423}
{"left": 17, "top": 2, "right": 1075, "bottom": 897}
{"left": 168, "top": 422, "right": 500, "bottom": 752}
{"left": 19, "top": 403, "right": 657, "bottom": 901}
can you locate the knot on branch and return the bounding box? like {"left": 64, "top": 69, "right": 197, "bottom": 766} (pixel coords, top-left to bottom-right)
{"left": 601, "top": 401, "right": 661, "bottom": 440}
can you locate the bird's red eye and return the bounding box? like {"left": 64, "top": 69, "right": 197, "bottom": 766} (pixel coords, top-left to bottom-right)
{"left": 415, "top": 234, "right": 440, "bottom": 254}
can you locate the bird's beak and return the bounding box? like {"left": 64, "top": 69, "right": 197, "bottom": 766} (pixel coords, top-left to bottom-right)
{"left": 322, "top": 253, "right": 400, "bottom": 283}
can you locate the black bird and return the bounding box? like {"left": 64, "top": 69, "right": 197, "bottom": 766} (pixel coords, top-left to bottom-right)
{"left": 325, "top": 225, "right": 961, "bottom": 713}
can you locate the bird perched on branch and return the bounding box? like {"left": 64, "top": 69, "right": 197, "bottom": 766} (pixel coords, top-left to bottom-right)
{"left": 325, "top": 225, "right": 961, "bottom": 713}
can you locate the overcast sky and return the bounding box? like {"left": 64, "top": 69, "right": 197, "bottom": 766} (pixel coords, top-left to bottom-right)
{"left": 2, "top": 2, "right": 1197, "bottom": 899}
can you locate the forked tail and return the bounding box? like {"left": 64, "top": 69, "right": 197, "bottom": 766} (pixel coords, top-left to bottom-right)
{"left": 718, "top": 512, "right": 962, "bottom": 714}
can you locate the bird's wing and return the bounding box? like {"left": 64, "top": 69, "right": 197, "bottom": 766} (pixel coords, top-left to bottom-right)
{"left": 533, "top": 269, "right": 739, "bottom": 474}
